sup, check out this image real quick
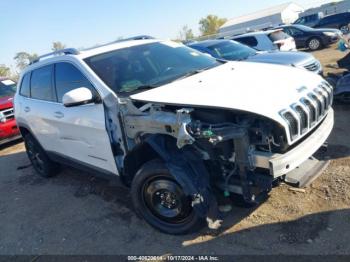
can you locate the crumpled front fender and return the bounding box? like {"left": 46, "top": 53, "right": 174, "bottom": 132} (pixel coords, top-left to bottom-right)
{"left": 145, "top": 134, "right": 221, "bottom": 228}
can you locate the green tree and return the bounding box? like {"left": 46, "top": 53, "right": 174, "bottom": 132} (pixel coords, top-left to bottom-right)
{"left": 199, "top": 15, "right": 227, "bottom": 36}
{"left": 52, "top": 41, "right": 66, "bottom": 52}
{"left": 13, "top": 52, "right": 38, "bottom": 71}
{"left": 0, "top": 64, "right": 10, "bottom": 77}
{"left": 178, "top": 25, "right": 195, "bottom": 41}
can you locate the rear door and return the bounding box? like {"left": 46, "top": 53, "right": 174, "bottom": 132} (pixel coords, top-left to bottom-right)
{"left": 19, "top": 65, "right": 62, "bottom": 152}
{"left": 52, "top": 62, "right": 118, "bottom": 174}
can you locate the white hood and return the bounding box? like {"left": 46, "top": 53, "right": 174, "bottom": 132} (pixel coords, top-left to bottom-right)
{"left": 131, "top": 61, "right": 324, "bottom": 125}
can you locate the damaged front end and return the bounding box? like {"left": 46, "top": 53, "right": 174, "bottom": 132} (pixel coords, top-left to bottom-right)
{"left": 118, "top": 99, "right": 293, "bottom": 228}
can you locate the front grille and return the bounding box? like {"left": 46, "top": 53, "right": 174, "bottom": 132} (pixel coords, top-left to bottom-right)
{"left": 309, "top": 94, "right": 323, "bottom": 119}
{"left": 300, "top": 98, "right": 316, "bottom": 126}
{"left": 280, "top": 82, "right": 333, "bottom": 142}
{"left": 283, "top": 112, "right": 298, "bottom": 139}
{"left": 0, "top": 107, "right": 15, "bottom": 121}
{"left": 294, "top": 106, "right": 308, "bottom": 134}
{"left": 304, "top": 61, "right": 320, "bottom": 72}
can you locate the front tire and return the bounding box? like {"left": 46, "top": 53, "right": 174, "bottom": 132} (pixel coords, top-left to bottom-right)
{"left": 24, "top": 133, "right": 60, "bottom": 177}
{"left": 131, "top": 159, "right": 204, "bottom": 234}
{"left": 308, "top": 37, "right": 322, "bottom": 50}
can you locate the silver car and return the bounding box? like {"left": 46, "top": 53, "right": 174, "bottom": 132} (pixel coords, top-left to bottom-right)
{"left": 188, "top": 39, "right": 323, "bottom": 75}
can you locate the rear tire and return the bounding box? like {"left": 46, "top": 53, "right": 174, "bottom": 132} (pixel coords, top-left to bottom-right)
{"left": 308, "top": 37, "right": 322, "bottom": 51}
{"left": 131, "top": 159, "right": 204, "bottom": 234}
{"left": 24, "top": 133, "right": 60, "bottom": 178}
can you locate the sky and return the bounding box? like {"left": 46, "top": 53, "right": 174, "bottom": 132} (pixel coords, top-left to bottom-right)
{"left": 0, "top": 0, "right": 334, "bottom": 69}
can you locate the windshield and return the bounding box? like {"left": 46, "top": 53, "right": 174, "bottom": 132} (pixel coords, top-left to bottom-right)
{"left": 84, "top": 41, "right": 221, "bottom": 95}
{"left": 206, "top": 41, "right": 256, "bottom": 61}
{"left": 0, "top": 79, "right": 17, "bottom": 98}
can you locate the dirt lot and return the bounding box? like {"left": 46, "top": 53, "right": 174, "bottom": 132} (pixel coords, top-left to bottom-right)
{"left": 0, "top": 46, "right": 349, "bottom": 256}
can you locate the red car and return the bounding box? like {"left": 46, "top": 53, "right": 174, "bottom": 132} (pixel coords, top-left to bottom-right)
{"left": 0, "top": 78, "right": 21, "bottom": 145}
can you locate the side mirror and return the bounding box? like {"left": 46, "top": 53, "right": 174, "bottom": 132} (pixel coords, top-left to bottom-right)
{"left": 62, "top": 87, "right": 94, "bottom": 107}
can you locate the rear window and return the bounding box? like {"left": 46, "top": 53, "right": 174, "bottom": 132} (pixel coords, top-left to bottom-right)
{"left": 268, "top": 31, "right": 291, "bottom": 42}
{"left": 233, "top": 36, "right": 258, "bottom": 47}
{"left": 19, "top": 74, "right": 30, "bottom": 97}
{"left": 30, "top": 65, "right": 56, "bottom": 101}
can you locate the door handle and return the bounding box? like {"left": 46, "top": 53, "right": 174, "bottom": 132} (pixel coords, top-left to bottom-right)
{"left": 24, "top": 106, "right": 30, "bottom": 113}
{"left": 54, "top": 111, "right": 64, "bottom": 119}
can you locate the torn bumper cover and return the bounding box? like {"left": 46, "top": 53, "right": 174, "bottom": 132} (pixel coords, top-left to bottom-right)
{"left": 252, "top": 108, "right": 334, "bottom": 178}
{"left": 145, "top": 135, "right": 222, "bottom": 229}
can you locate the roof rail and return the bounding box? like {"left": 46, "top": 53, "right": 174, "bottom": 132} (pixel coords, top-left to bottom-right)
{"left": 30, "top": 48, "right": 80, "bottom": 65}
{"left": 82, "top": 35, "right": 156, "bottom": 52}
{"left": 115, "top": 35, "right": 155, "bottom": 43}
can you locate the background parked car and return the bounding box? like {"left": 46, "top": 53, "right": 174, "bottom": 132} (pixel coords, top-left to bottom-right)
{"left": 231, "top": 29, "right": 296, "bottom": 51}
{"left": 0, "top": 78, "right": 20, "bottom": 145}
{"left": 276, "top": 24, "right": 342, "bottom": 50}
{"left": 188, "top": 39, "right": 323, "bottom": 74}
{"left": 314, "top": 12, "right": 350, "bottom": 33}
{"left": 293, "top": 12, "right": 324, "bottom": 28}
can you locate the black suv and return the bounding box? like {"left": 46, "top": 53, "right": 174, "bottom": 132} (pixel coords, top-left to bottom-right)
{"left": 314, "top": 12, "right": 350, "bottom": 33}
{"left": 276, "top": 24, "right": 341, "bottom": 50}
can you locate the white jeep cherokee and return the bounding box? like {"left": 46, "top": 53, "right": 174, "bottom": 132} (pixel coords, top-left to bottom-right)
{"left": 15, "top": 37, "right": 334, "bottom": 234}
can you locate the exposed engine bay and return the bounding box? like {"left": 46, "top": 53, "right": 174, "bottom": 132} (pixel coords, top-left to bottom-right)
{"left": 120, "top": 99, "right": 288, "bottom": 201}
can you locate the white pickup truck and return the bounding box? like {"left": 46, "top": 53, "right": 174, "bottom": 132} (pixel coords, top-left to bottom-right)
{"left": 14, "top": 37, "right": 333, "bottom": 234}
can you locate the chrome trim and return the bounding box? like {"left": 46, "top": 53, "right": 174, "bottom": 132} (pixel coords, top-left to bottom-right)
{"left": 252, "top": 108, "right": 334, "bottom": 177}
{"left": 281, "top": 82, "right": 332, "bottom": 143}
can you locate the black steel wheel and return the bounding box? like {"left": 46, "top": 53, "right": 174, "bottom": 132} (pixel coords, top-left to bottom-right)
{"left": 24, "top": 133, "right": 59, "bottom": 177}
{"left": 142, "top": 176, "right": 193, "bottom": 224}
{"left": 131, "top": 159, "right": 204, "bottom": 234}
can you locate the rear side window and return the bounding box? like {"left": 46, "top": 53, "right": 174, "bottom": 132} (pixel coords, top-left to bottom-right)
{"left": 19, "top": 73, "right": 31, "bottom": 97}
{"left": 30, "top": 65, "right": 56, "bottom": 101}
{"left": 319, "top": 15, "right": 336, "bottom": 24}
{"left": 55, "top": 62, "right": 96, "bottom": 103}
{"left": 234, "top": 36, "right": 258, "bottom": 47}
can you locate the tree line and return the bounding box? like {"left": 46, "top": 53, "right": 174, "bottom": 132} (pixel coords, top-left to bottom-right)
{"left": 0, "top": 41, "right": 66, "bottom": 81}
{"left": 0, "top": 14, "right": 227, "bottom": 80}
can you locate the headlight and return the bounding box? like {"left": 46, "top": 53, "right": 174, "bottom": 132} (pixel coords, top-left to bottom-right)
{"left": 0, "top": 112, "right": 6, "bottom": 123}
{"left": 323, "top": 32, "right": 336, "bottom": 37}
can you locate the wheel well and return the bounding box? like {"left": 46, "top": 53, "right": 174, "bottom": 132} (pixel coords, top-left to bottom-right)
{"left": 19, "top": 126, "right": 30, "bottom": 137}
{"left": 122, "top": 142, "right": 160, "bottom": 187}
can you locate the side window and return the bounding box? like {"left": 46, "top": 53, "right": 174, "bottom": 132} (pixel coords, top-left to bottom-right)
{"left": 30, "top": 65, "right": 56, "bottom": 101}
{"left": 234, "top": 36, "right": 258, "bottom": 47}
{"left": 54, "top": 62, "right": 96, "bottom": 103}
{"left": 19, "top": 73, "right": 31, "bottom": 97}
{"left": 288, "top": 27, "right": 304, "bottom": 36}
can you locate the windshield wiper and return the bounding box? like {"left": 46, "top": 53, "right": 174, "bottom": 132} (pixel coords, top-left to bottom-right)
{"left": 119, "top": 84, "right": 159, "bottom": 96}
{"left": 173, "top": 67, "right": 214, "bottom": 82}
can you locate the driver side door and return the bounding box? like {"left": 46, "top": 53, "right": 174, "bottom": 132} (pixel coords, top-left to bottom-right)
{"left": 52, "top": 62, "right": 118, "bottom": 175}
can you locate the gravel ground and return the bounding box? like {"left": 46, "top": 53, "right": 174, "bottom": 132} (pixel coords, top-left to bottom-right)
{"left": 0, "top": 46, "right": 349, "bottom": 256}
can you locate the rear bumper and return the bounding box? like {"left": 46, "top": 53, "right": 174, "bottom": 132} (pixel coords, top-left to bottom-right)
{"left": 0, "top": 119, "right": 21, "bottom": 144}
{"left": 252, "top": 108, "right": 334, "bottom": 178}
